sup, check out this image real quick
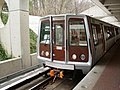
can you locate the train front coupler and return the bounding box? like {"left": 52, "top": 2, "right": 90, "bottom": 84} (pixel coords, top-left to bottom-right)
{"left": 49, "top": 69, "right": 64, "bottom": 82}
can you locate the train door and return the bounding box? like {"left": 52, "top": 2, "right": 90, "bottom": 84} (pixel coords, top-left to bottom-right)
{"left": 100, "top": 24, "right": 106, "bottom": 53}
{"left": 92, "top": 24, "right": 100, "bottom": 61}
{"left": 92, "top": 23, "right": 105, "bottom": 62}
{"left": 52, "top": 18, "right": 65, "bottom": 61}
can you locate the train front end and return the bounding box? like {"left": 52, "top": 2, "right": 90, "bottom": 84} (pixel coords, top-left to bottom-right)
{"left": 37, "top": 15, "right": 92, "bottom": 74}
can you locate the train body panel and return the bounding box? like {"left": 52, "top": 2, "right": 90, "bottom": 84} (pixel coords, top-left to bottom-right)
{"left": 37, "top": 14, "right": 120, "bottom": 74}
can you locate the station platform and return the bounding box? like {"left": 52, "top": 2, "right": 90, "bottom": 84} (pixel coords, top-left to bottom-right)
{"left": 74, "top": 39, "right": 120, "bottom": 90}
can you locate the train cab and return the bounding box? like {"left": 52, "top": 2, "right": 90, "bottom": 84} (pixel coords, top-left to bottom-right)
{"left": 38, "top": 15, "right": 92, "bottom": 74}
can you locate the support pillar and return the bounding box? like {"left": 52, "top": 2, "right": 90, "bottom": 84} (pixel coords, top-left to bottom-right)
{"left": 9, "top": 0, "right": 31, "bottom": 68}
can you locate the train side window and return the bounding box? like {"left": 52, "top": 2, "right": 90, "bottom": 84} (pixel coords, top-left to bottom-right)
{"left": 40, "top": 20, "right": 50, "bottom": 44}
{"left": 104, "top": 26, "right": 114, "bottom": 40}
{"left": 115, "top": 28, "right": 119, "bottom": 35}
{"left": 69, "top": 18, "right": 87, "bottom": 46}
{"left": 92, "top": 25, "right": 98, "bottom": 45}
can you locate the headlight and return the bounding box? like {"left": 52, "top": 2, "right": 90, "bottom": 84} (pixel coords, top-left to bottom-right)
{"left": 72, "top": 54, "right": 77, "bottom": 60}
{"left": 41, "top": 51, "right": 44, "bottom": 56}
{"left": 80, "top": 54, "right": 85, "bottom": 60}
{"left": 45, "top": 51, "right": 49, "bottom": 56}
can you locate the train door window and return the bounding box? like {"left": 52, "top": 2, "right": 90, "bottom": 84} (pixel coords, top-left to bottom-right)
{"left": 40, "top": 20, "right": 50, "bottom": 44}
{"left": 104, "top": 26, "right": 109, "bottom": 40}
{"left": 111, "top": 27, "right": 115, "bottom": 37}
{"left": 118, "top": 28, "right": 120, "bottom": 34}
{"left": 54, "top": 24, "right": 64, "bottom": 45}
{"left": 92, "top": 25, "right": 98, "bottom": 45}
{"left": 69, "top": 18, "right": 87, "bottom": 46}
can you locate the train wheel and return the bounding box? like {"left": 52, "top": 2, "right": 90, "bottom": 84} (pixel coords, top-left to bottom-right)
{"left": 72, "top": 70, "right": 83, "bottom": 80}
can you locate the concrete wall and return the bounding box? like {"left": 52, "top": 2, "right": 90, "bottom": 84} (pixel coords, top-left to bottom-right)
{"left": 30, "top": 53, "right": 39, "bottom": 66}
{"left": 0, "top": 0, "right": 31, "bottom": 69}
{"left": 0, "top": 0, "right": 11, "bottom": 55}
{"left": 0, "top": 53, "right": 38, "bottom": 78}
{"left": 0, "top": 0, "right": 5, "bottom": 28}
{"left": 0, "top": 57, "right": 22, "bottom": 78}
{"left": 0, "top": 22, "right": 11, "bottom": 55}
{"left": 0, "top": 0, "right": 39, "bottom": 79}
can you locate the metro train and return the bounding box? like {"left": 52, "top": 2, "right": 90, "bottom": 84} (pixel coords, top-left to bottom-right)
{"left": 37, "top": 14, "right": 120, "bottom": 74}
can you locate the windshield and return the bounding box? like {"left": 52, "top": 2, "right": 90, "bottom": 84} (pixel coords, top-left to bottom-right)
{"left": 40, "top": 20, "right": 50, "bottom": 44}
{"left": 69, "top": 18, "right": 87, "bottom": 46}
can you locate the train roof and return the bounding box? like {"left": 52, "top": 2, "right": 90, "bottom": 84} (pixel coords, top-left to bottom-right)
{"left": 40, "top": 14, "right": 120, "bottom": 28}
{"left": 40, "top": 14, "right": 87, "bottom": 19}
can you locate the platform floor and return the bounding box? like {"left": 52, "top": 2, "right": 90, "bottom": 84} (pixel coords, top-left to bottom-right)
{"left": 93, "top": 40, "right": 120, "bottom": 90}
{"left": 74, "top": 39, "right": 120, "bottom": 90}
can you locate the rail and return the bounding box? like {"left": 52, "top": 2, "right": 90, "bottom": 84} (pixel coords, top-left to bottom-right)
{"left": 0, "top": 67, "right": 50, "bottom": 90}
{"left": 29, "top": 77, "right": 53, "bottom": 90}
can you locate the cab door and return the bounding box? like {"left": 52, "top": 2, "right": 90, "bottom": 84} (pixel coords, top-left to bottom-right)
{"left": 68, "top": 17, "right": 88, "bottom": 62}
{"left": 52, "top": 20, "right": 65, "bottom": 61}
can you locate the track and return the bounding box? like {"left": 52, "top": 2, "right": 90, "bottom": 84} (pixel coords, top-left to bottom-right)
{"left": 30, "top": 70, "right": 85, "bottom": 90}
{"left": 29, "top": 76, "right": 53, "bottom": 90}
{"left": 16, "top": 75, "right": 51, "bottom": 90}
{"left": 0, "top": 67, "right": 85, "bottom": 90}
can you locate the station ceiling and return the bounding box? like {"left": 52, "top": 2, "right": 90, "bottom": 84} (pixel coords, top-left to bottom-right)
{"left": 100, "top": 0, "right": 120, "bottom": 22}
